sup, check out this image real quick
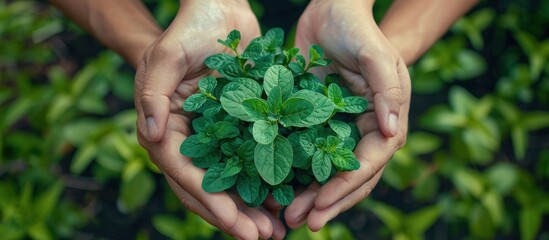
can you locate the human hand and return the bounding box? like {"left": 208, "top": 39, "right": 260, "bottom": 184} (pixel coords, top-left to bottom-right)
{"left": 284, "top": 0, "right": 411, "bottom": 231}
{"left": 134, "top": 1, "right": 285, "bottom": 239}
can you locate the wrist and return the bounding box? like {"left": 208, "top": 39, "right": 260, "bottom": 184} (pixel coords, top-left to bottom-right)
{"left": 87, "top": 0, "right": 162, "bottom": 67}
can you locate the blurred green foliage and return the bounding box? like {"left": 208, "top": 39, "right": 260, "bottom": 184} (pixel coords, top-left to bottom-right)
{"left": 1, "top": 0, "right": 548, "bottom": 239}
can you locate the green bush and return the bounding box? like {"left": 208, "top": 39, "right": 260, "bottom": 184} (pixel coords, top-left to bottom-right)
{"left": 1, "top": 0, "right": 548, "bottom": 239}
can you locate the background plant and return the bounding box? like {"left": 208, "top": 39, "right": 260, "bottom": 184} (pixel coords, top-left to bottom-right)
{"left": 1, "top": 0, "right": 548, "bottom": 239}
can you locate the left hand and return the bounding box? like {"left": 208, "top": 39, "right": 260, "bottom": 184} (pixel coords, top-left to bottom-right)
{"left": 284, "top": 0, "right": 411, "bottom": 231}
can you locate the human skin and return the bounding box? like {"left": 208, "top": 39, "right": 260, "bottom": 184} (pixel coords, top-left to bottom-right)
{"left": 49, "top": 0, "right": 478, "bottom": 237}
{"left": 49, "top": 0, "right": 285, "bottom": 239}
{"left": 283, "top": 0, "right": 478, "bottom": 231}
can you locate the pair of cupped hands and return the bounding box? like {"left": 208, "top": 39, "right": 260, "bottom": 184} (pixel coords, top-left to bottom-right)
{"left": 134, "top": 1, "right": 410, "bottom": 239}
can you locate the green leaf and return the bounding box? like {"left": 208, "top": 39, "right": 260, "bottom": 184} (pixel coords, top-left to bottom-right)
{"left": 241, "top": 41, "right": 264, "bottom": 60}
{"left": 486, "top": 163, "right": 518, "bottom": 195}
{"left": 328, "top": 120, "right": 351, "bottom": 138}
{"left": 312, "top": 59, "right": 330, "bottom": 68}
{"left": 263, "top": 27, "right": 284, "bottom": 49}
{"left": 242, "top": 98, "right": 269, "bottom": 121}
{"left": 212, "top": 121, "right": 240, "bottom": 139}
{"left": 520, "top": 207, "right": 542, "bottom": 240}
{"left": 118, "top": 169, "right": 154, "bottom": 213}
{"left": 192, "top": 151, "right": 221, "bottom": 168}
{"left": 511, "top": 126, "right": 527, "bottom": 160}
{"left": 254, "top": 135, "right": 293, "bottom": 185}
{"left": 247, "top": 182, "right": 269, "bottom": 207}
{"left": 298, "top": 73, "right": 324, "bottom": 92}
{"left": 340, "top": 137, "right": 356, "bottom": 150}
{"left": 28, "top": 223, "right": 53, "bottom": 240}
{"left": 192, "top": 117, "right": 211, "bottom": 133}
{"left": 233, "top": 77, "right": 262, "bottom": 97}
{"left": 34, "top": 181, "right": 63, "bottom": 219}
{"left": 405, "top": 132, "right": 441, "bottom": 155}
{"left": 361, "top": 200, "right": 403, "bottom": 231}
{"left": 295, "top": 169, "right": 314, "bottom": 185}
{"left": 291, "top": 90, "right": 335, "bottom": 126}
{"left": 217, "top": 30, "right": 241, "bottom": 51}
{"left": 248, "top": 62, "right": 272, "bottom": 78}
{"left": 267, "top": 86, "right": 283, "bottom": 114}
{"left": 287, "top": 132, "right": 312, "bottom": 169}
{"left": 328, "top": 84, "right": 344, "bottom": 105}
{"left": 204, "top": 53, "right": 235, "bottom": 70}
{"left": 70, "top": 143, "right": 97, "bottom": 174}
{"left": 221, "top": 142, "right": 235, "bottom": 156}
{"left": 312, "top": 150, "right": 332, "bottom": 182}
{"left": 202, "top": 163, "right": 238, "bottom": 192}
{"left": 453, "top": 169, "right": 484, "bottom": 198}
{"left": 221, "top": 157, "right": 243, "bottom": 177}
{"left": 280, "top": 97, "right": 314, "bottom": 127}
{"left": 152, "top": 215, "right": 184, "bottom": 239}
{"left": 264, "top": 65, "right": 293, "bottom": 98}
{"left": 288, "top": 62, "right": 304, "bottom": 75}
{"left": 296, "top": 54, "right": 306, "bottom": 69}
{"left": 238, "top": 140, "right": 256, "bottom": 162}
{"left": 272, "top": 185, "right": 294, "bottom": 206}
{"left": 299, "top": 129, "right": 317, "bottom": 156}
{"left": 309, "top": 44, "right": 324, "bottom": 61}
{"left": 481, "top": 190, "right": 504, "bottom": 226}
{"left": 253, "top": 120, "right": 278, "bottom": 145}
{"left": 220, "top": 86, "right": 256, "bottom": 121}
{"left": 522, "top": 111, "right": 549, "bottom": 130}
{"left": 404, "top": 205, "right": 440, "bottom": 234}
{"left": 198, "top": 76, "right": 217, "bottom": 94}
{"left": 450, "top": 86, "right": 476, "bottom": 114}
{"left": 237, "top": 174, "right": 261, "bottom": 203}
{"left": 183, "top": 94, "right": 208, "bottom": 112}
{"left": 219, "top": 61, "right": 244, "bottom": 80}
{"left": 469, "top": 203, "right": 495, "bottom": 239}
{"left": 342, "top": 96, "right": 368, "bottom": 113}
{"left": 283, "top": 47, "right": 299, "bottom": 64}
{"left": 332, "top": 148, "right": 360, "bottom": 171}
{"left": 180, "top": 134, "right": 216, "bottom": 158}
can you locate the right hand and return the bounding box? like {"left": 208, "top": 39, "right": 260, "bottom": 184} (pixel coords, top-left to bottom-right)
{"left": 134, "top": 1, "right": 285, "bottom": 239}
{"left": 283, "top": 0, "right": 411, "bottom": 231}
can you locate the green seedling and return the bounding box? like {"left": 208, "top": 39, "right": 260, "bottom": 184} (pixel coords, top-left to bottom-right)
{"left": 180, "top": 28, "right": 368, "bottom": 206}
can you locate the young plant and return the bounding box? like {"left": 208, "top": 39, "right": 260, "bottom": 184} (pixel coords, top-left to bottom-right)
{"left": 180, "top": 28, "right": 368, "bottom": 207}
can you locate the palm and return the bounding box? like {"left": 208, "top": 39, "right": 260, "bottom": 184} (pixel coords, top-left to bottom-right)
{"left": 134, "top": 2, "right": 284, "bottom": 239}
{"left": 285, "top": 1, "right": 411, "bottom": 231}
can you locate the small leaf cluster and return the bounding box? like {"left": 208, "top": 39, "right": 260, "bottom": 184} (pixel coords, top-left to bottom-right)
{"left": 180, "top": 28, "right": 368, "bottom": 207}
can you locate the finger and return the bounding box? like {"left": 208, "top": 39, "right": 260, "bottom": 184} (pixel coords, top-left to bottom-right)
{"left": 314, "top": 131, "right": 397, "bottom": 210}
{"left": 314, "top": 61, "right": 410, "bottom": 210}
{"left": 136, "top": 43, "right": 188, "bottom": 142}
{"left": 396, "top": 58, "right": 412, "bottom": 112}
{"left": 234, "top": 200, "right": 274, "bottom": 240}
{"left": 307, "top": 169, "right": 384, "bottom": 232}
{"left": 165, "top": 175, "right": 217, "bottom": 221}
{"left": 357, "top": 48, "right": 403, "bottom": 137}
{"left": 148, "top": 125, "right": 240, "bottom": 230}
{"left": 165, "top": 176, "right": 260, "bottom": 240}
{"left": 263, "top": 194, "right": 284, "bottom": 212}
{"left": 284, "top": 183, "right": 320, "bottom": 229}
{"left": 260, "top": 208, "right": 287, "bottom": 240}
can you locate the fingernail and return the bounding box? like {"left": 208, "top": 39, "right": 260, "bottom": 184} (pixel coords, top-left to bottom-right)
{"left": 146, "top": 117, "right": 158, "bottom": 141}
{"left": 388, "top": 113, "right": 398, "bottom": 136}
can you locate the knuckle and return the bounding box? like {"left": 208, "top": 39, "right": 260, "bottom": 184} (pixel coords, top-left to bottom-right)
{"left": 357, "top": 47, "right": 381, "bottom": 64}
{"left": 139, "top": 88, "right": 161, "bottom": 103}
{"left": 356, "top": 154, "right": 381, "bottom": 181}
{"left": 392, "top": 130, "right": 408, "bottom": 150}
{"left": 357, "top": 184, "right": 374, "bottom": 201}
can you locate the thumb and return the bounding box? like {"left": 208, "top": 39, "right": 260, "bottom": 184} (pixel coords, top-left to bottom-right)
{"left": 358, "top": 51, "right": 403, "bottom": 137}
{"left": 136, "top": 48, "right": 187, "bottom": 142}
